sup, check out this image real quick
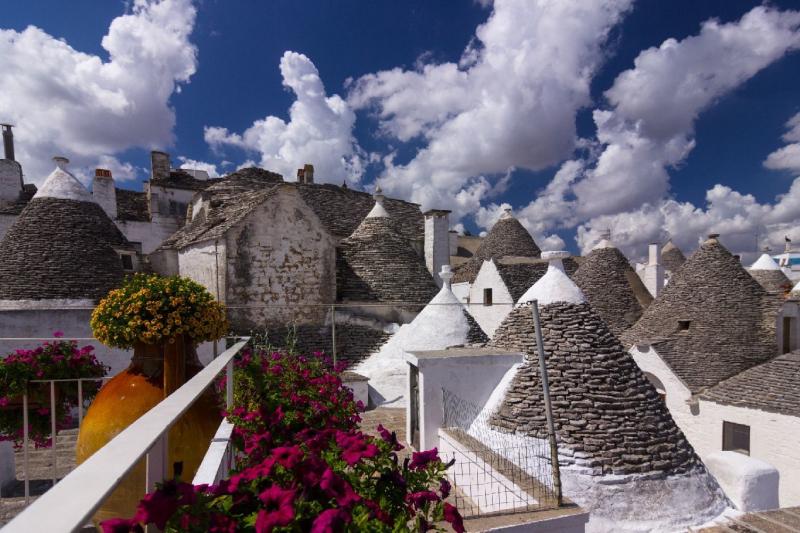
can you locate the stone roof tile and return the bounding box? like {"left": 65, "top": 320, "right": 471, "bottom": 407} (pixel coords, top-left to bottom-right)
{"left": 572, "top": 246, "right": 653, "bottom": 336}
{"left": 115, "top": 189, "right": 150, "bottom": 222}
{"left": 620, "top": 236, "right": 779, "bottom": 393}
{"left": 700, "top": 352, "right": 800, "bottom": 417}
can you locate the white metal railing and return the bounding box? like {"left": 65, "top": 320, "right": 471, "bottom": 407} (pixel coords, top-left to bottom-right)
{"left": 192, "top": 419, "right": 235, "bottom": 486}
{"left": 4, "top": 337, "right": 249, "bottom": 533}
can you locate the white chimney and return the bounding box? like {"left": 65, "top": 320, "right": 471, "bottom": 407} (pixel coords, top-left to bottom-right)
{"left": 92, "top": 168, "right": 117, "bottom": 219}
{"left": 644, "top": 242, "right": 664, "bottom": 298}
{"left": 424, "top": 209, "right": 451, "bottom": 287}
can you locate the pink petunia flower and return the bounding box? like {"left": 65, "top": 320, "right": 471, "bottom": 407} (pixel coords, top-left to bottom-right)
{"left": 255, "top": 485, "right": 296, "bottom": 532}
{"left": 311, "top": 508, "right": 350, "bottom": 533}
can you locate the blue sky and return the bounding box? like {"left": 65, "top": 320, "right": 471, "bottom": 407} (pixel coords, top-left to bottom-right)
{"left": 2, "top": 0, "right": 800, "bottom": 260}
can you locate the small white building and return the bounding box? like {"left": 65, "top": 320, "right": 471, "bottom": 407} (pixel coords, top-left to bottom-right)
{"left": 623, "top": 235, "right": 798, "bottom": 507}
{"left": 356, "top": 265, "right": 488, "bottom": 408}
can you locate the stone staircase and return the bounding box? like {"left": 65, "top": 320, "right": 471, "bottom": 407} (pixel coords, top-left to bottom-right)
{"left": 0, "top": 428, "right": 78, "bottom": 526}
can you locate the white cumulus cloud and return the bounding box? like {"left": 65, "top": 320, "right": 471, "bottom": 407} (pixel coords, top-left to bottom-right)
{"left": 0, "top": 0, "right": 197, "bottom": 184}
{"left": 764, "top": 112, "right": 800, "bottom": 172}
{"left": 349, "top": 0, "right": 635, "bottom": 220}
{"left": 204, "top": 51, "right": 364, "bottom": 185}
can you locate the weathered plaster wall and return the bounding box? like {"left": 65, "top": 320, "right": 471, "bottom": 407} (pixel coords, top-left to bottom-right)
{"left": 451, "top": 281, "right": 470, "bottom": 303}
{"left": 632, "top": 344, "right": 800, "bottom": 507}
{"left": 224, "top": 190, "right": 336, "bottom": 331}
{"left": 467, "top": 261, "right": 515, "bottom": 337}
{"left": 179, "top": 240, "right": 226, "bottom": 302}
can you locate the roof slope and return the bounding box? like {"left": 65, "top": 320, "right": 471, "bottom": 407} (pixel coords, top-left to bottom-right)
{"left": 620, "top": 236, "right": 779, "bottom": 393}
{"left": 494, "top": 257, "right": 579, "bottom": 302}
{"left": 700, "top": 352, "right": 800, "bottom": 417}
{"left": 0, "top": 164, "right": 128, "bottom": 300}
{"left": 661, "top": 240, "right": 686, "bottom": 272}
{"left": 0, "top": 184, "right": 36, "bottom": 215}
{"left": 149, "top": 169, "right": 215, "bottom": 191}
{"left": 158, "top": 167, "right": 424, "bottom": 250}
{"left": 453, "top": 213, "right": 540, "bottom": 283}
{"left": 572, "top": 245, "right": 652, "bottom": 336}
{"left": 748, "top": 254, "right": 791, "bottom": 294}
{"left": 337, "top": 216, "right": 438, "bottom": 303}
{"left": 116, "top": 189, "right": 149, "bottom": 222}
{"left": 489, "top": 299, "right": 699, "bottom": 476}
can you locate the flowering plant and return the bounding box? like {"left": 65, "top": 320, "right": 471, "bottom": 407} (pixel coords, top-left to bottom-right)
{"left": 0, "top": 334, "right": 107, "bottom": 448}
{"left": 103, "top": 351, "right": 464, "bottom": 532}
{"left": 90, "top": 274, "right": 229, "bottom": 349}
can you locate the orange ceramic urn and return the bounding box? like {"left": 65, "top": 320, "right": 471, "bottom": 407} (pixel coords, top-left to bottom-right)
{"left": 76, "top": 336, "right": 220, "bottom": 524}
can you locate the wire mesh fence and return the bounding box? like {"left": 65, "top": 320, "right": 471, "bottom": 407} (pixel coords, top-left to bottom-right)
{"left": 441, "top": 388, "right": 560, "bottom": 518}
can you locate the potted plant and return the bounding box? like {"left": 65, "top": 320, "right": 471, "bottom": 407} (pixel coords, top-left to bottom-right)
{"left": 0, "top": 334, "right": 107, "bottom": 448}
{"left": 80, "top": 274, "right": 229, "bottom": 523}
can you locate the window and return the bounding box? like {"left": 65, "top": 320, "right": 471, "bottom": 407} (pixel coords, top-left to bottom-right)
{"left": 120, "top": 254, "right": 134, "bottom": 271}
{"left": 722, "top": 421, "right": 750, "bottom": 455}
{"left": 677, "top": 319, "right": 691, "bottom": 331}
{"left": 483, "top": 288, "right": 493, "bottom": 306}
{"left": 783, "top": 316, "right": 794, "bottom": 354}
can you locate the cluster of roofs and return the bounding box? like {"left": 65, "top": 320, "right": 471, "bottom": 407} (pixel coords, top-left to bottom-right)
{"left": 1, "top": 128, "right": 800, "bottom": 528}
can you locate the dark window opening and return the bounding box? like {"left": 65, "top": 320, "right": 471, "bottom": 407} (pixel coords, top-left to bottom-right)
{"left": 483, "top": 288, "right": 493, "bottom": 306}
{"left": 783, "top": 316, "right": 794, "bottom": 354}
{"left": 677, "top": 319, "right": 691, "bottom": 331}
{"left": 120, "top": 254, "right": 134, "bottom": 271}
{"left": 722, "top": 421, "right": 750, "bottom": 455}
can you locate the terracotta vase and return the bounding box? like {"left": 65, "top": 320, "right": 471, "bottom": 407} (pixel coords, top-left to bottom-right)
{"left": 75, "top": 336, "right": 220, "bottom": 524}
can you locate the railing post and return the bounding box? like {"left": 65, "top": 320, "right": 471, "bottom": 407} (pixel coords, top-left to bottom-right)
{"left": 50, "top": 380, "right": 57, "bottom": 487}
{"left": 530, "top": 300, "right": 562, "bottom": 507}
{"left": 331, "top": 305, "right": 337, "bottom": 367}
{"left": 226, "top": 358, "right": 234, "bottom": 411}
{"left": 23, "top": 390, "right": 29, "bottom": 504}
{"left": 77, "top": 379, "right": 83, "bottom": 427}
{"left": 146, "top": 433, "right": 167, "bottom": 494}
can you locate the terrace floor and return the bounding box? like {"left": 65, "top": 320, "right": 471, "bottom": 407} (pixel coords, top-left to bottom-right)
{"left": 696, "top": 507, "right": 800, "bottom": 532}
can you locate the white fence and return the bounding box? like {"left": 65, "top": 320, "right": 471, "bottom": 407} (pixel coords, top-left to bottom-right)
{"left": 3, "top": 338, "right": 249, "bottom": 532}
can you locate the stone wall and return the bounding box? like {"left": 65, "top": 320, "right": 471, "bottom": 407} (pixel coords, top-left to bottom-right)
{"left": 0, "top": 214, "right": 14, "bottom": 242}
{"left": 224, "top": 190, "right": 336, "bottom": 331}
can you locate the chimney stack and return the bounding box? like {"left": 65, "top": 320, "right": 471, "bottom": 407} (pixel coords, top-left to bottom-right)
{"left": 303, "top": 163, "right": 314, "bottom": 184}
{"left": 1, "top": 124, "right": 14, "bottom": 161}
{"left": 644, "top": 242, "right": 664, "bottom": 298}
{"left": 424, "top": 209, "right": 452, "bottom": 287}
{"left": 296, "top": 168, "right": 305, "bottom": 183}
{"left": 150, "top": 151, "right": 170, "bottom": 181}
{"left": 92, "top": 168, "right": 117, "bottom": 219}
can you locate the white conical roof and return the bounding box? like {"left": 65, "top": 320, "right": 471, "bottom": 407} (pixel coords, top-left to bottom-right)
{"left": 518, "top": 251, "right": 585, "bottom": 306}
{"left": 365, "top": 186, "right": 389, "bottom": 218}
{"left": 593, "top": 238, "right": 615, "bottom": 250}
{"left": 356, "top": 266, "right": 486, "bottom": 406}
{"left": 749, "top": 253, "right": 781, "bottom": 271}
{"left": 34, "top": 157, "right": 95, "bottom": 203}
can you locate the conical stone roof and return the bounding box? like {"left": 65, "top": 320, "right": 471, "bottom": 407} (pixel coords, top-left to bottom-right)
{"left": 621, "top": 235, "right": 779, "bottom": 393}
{"left": 337, "top": 194, "right": 437, "bottom": 304}
{"left": 357, "top": 266, "right": 488, "bottom": 406}
{"left": 485, "top": 253, "right": 725, "bottom": 528}
{"left": 572, "top": 241, "right": 652, "bottom": 336}
{"left": 453, "top": 210, "right": 540, "bottom": 283}
{"left": 0, "top": 158, "right": 129, "bottom": 301}
{"left": 661, "top": 239, "right": 686, "bottom": 272}
{"left": 748, "top": 253, "right": 791, "bottom": 294}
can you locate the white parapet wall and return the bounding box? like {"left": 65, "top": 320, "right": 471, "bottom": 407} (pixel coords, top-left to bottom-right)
{"left": 704, "top": 451, "right": 779, "bottom": 512}
{"left": 341, "top": 372, "right": 370, "bottom": 408}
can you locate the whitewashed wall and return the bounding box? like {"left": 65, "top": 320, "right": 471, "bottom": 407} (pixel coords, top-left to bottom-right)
{"left": 179, "top": 240, "right": 227, "bottom": 303}
{"left": 222, "top": 188, "right": 336, "bottom": 331}
{"left": 117, "top": 219, "right": 177, "bottom": 255}
{"left": 467, "top": 261, "right": 514, "bottom": 338}
{"left": 631, "top": 345, "right": 800, "bottom": 507}
{"left": 451, "top": 282, "right": 470, "bottom": 303}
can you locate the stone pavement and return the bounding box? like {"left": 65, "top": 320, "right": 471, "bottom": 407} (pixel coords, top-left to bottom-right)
{"left": 695, "top": 507, "right": 800, "bottom": 532}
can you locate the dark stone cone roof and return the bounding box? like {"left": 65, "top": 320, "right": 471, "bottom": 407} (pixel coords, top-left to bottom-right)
{"left": 700, "top": 351, "right": 800, "bottom": 417}
{"left": 661, "top": 241, "right": 686, "bottom": 272}
{"left": 620, "top": 238, "right": 779, "bottom": 393}
{"left": 463, "top": 309, "right": 490, "bottom": 345}
{"left": 489, "top": 301, "right": 699, "bottom": 476}
{"left": 572, "top": 247, "right": 653, "bottom": 336}
{"left": 453, "top": 216, "right": 540, "bottom": 283}
{"left": 0, "top": 197, "right": 128, "bottom": 300}
{"left": 749, "top": 269, "right": 791, "bottom": 294}
{"left": 337, "top": 217, "right": 438, "bottom": 303}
